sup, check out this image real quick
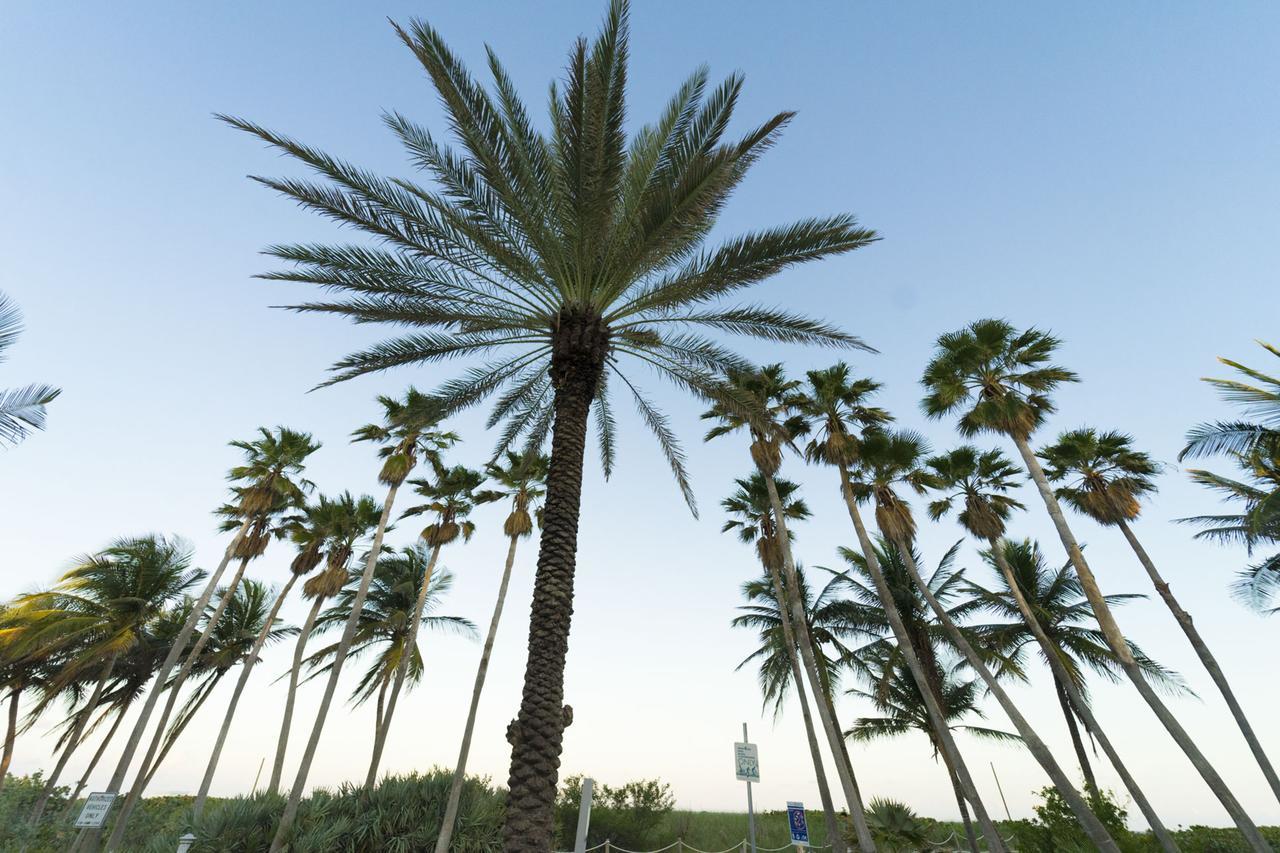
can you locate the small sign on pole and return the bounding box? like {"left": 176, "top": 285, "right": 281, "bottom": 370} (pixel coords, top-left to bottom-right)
{"left": 786, "top": 801, "right": 809, "bottom": 847}
{"left": 74, "top": 792, "right": 117, "bottom": 829}
{"left": 734, "top": 741, "right": 760, "bottom": 782}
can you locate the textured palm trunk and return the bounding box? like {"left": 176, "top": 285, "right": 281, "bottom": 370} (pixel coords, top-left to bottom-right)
{"left": 366, "top": 541, "right": 443, "bottom": 787}
{"left": 270, "top": 480, "right": 403, "bottom": 853}
{"left": 80, "top": 518, "right": 252, "bottom": 852}
{"left": 1013, "top": 437, "right": 1271, "bottom": 852}
{"left": 63, "top": 702, "right": 130, "bottom": 816}
{"left": 194, "top": 572, "right": 300, "bottom": 816}
{"left": 435, "top": 533, "right": 525, "bottom": 853}
{"left": 1117, "top": 517, "right": 1280, "bottom": 806}
{"left": 269, "top": 594, "right": 325, "bottom": 793}
{"left": 30, "top": 654, "right": 118, "bottom": 825}
{"left": 989, "top": 537, "right": 1179, "bottom": 853}
{"left": 1053, "top": 676, "right": 1096, "bottom": 789}
{"left": 0, "top": 686, "right": 21, "bottom": 793}
{"left": 762, "top": 469, "right": 875, "bottom": 853}
{"left": 502, "top": 316, "right": 603, "bottom": 852}
{"left": 835, "top": 464, "right": 1007, "bottom": 853}
{"left": 891, "top": 534, "right": 1119, "bottom": 852}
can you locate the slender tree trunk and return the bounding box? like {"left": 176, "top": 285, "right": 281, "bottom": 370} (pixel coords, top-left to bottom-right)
{"left": 194, "top": 573, "right": 299, "bottom": 816}
{"left": 30, "top": 654, "right": 118, "bottom": 824}
{"left": 270, "top": 481, "right": 402, "bottom": 853}
{"left": 143, "top": 676, "right": 222, "bottom": 790}
{"left": 892, "top": 535, "right": 1119, "bottom": 851}
{"left": 80, "top": 517, "right": 251, "bottom": 852}
{"left": 936, "top": 742, "right": 979, "bottom": 853}
{"left": 1053, "top": 675, "right": 1097, "bottom": 790}
{"left": 1013, "top": 436, "right": 1271, "bottom": 852}
{"left": 0, "top": 686, "right": 21, "bottom": 793}
{"left": 366, "top": 542, "right": 443, "bottom": 787}
{"left": 835, "top": 464, "right": 1007, "bottom": 853}
{"left": 988, "top": 539, "right": 1179, "bottom": 853}
{"left": 63, "top": 702, "right": 130, "bottom": 816}
{"left": 1117, "top": 517, "right": 1280, "bottom": 806}
{"left": 502, "top": 324, "right": 602, "bottom": 852}
{"left": 269, "top": 595, "right": 324, "bottom": 793}
{"left": 374, "top": 675, "right": 389, "bottom": 745}
{"left": 435, "top": 534, "right": 532, "bottom": 853}
{"left": 762, "top": 470, "right": 875, "bottom": 853}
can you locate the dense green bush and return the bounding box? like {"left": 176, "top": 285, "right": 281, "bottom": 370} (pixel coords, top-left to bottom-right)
{"left": 555, "top": 775, "right": 674, "bottom": 849}
{"left": 0, "top": 774, "right": 190, "bottom": 852}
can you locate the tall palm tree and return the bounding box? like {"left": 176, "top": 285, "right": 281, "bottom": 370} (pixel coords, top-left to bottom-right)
{"left": 705, "top": 364, "right": 875, "bottom": 852}
{"left": 93, "top": 428, "right": 317, "bottom": 853}
{"left": 366, "top": 461, "right": 496, "bottom": 785}
{"left": 921, "top": 318, "right": 1270, "bottom": 853}
{"left": 269, "top": 492, "right": 383, "bottom": 793}
{"left": 269, "top": 392, "right": 451, "bottom": 850}
{"left": 1182, "top": 341, "right": 1280, "bottom": 461}
{"left": 724, "top": 474, "right": 848, "bottom": 853}
{"left": 0, "top": 292, "right": 60, "bottom": 446}
{"left": 926, "top": 445, "right": 1178, "bottom": 851}
{"left": 797, "top": 363, "right": 1007, "bottom": 853}
{"left": 225, "top": 4, "right": 876, "bottom": 844}
{"left": 852, "top": 429, "right": 1118, "bottom": 851}
{"left": 16, "top": 535, "right": 201, "bottom": 824}
{"left": 1042, "top": 428, "right": 1280, "bottom": 806}
{"left": 436, "top": 450, "right": 549, "bottom": 853}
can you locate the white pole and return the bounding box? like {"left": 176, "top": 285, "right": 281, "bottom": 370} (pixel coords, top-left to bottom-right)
{"left": 573, "top": 777, "right": 594, "bottom": 853}
{"left": 744, "top": 723, "right": 757, "bottom": 853}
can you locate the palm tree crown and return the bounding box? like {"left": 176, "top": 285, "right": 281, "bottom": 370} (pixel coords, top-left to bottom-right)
{"left": 799, "top": 362, "right": 891, "bottom": 468}
{"left": 1039, "top": 429, "right": 1159, "bottom": 526}
{"left": 926, "top": 445, "right": 1025, "bottom": 541}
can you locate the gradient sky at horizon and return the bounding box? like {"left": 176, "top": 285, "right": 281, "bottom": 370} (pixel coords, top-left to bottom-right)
{"left": 3, "top": 0, "right": 1279, "bottom": 829}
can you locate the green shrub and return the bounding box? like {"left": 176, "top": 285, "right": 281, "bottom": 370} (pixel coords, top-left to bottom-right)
{"left": 860, "top": 797, "right": 944, "bottom": 852}
{"left": 555, "top": 775, "right": 674, "bottom": 848}
{"left": 1007, "top": 785, "right": 1145, "bottom": 853}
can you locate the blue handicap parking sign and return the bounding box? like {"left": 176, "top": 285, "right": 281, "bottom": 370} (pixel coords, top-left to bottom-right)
{"left": 786, "top": 801, "right": 809, "bottom": 845}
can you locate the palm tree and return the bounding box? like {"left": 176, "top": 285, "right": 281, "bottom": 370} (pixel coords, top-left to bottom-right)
{"left": 724, "top": 474, "right": 848, "bottom": 853}
{"left": 304, "top": 547, "right": 475, "bottom": 773}
{"left": 0, "top": 292, "right": 60, "bottom": 446}
{"left": 852, "top": 428, "right": 1117, "bottom": 851}
{"left": 797, "top": 363, "right": 1007, "bottom": 853}
{"left": 921, "top": 318, "right": 1270, "bottom": 852}
{"left": 1182, "top": 340, "right": 1280, "bottom": 461}
{"left": 268, "top": 492, "right": 383, "bottom": 793}
{"left": 225, "top": 4, "right": 877, "bottom": 844}
{"left": 927, "top": 445, "right": 1177, "bottom": 851}
{"left": 366, "top": 461, "right": 496, "bottom": 786}
{"left": 436, "top": 451, "right": 549, "bottom": 853}
{"left": 270, "top": 392, "right": 451, "bottom": 850}
{"left": 966, "top": 540, "right": 1181, "bottom": 852}
{"left": 16, "top": 535, "right": 201, "bottom": 824}
{"left": 705, "top": 364, "right": 875, "bottom": 852}
{"left": 92, "top": 428, "right": 317, "bottom": 853}
{"left": 1042, "top": 428, "right": 1280, "bottom": 807}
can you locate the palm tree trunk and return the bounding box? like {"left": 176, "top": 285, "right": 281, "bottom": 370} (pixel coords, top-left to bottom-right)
{"left": 0, "top": 686, "right": 21, "bottom": 793}
{"left": 988, "top": 539, "right": 1178, "bottom": 853}
{"left": 366, "top": 542, "right": 443, "bottom": 787}
{"left": 936, "top": 741, "right": 979, "bottom": 853}
{"left": 30, "top": 654, "right": 118, "bottom": 825}
{"left": 269, "top": 595, "right": 324, "bottom": 793}
{"left": 63, "top": 702, "right": 130, "bottom": 816}
{"left": 892, "top": 534, "right": 1119, "bottom": 852}
{"left": 435, "top": 533, "right": 533, "bottom": 853}
{"left": 835, "top": 463, "right": 1007, "bottom": 853}
{"left": 761, "top": 469, "right": 875, "bottom": 853}
{"left": 270, "top": 480, "right": 402, "bottom": 853}
{"left": 1053, "top": 675, "right": 1096, "bottom": 790}
{"left": 1013, "top": 436, "right": 1271, "bottom": 852}
{"left": 83, "top": 517, "right": 251, "bottom": 852}
{"left": 1117, "top": 518, "right": 1280, "bottom": 806}
{"left": 143, "top": 675, "right": 222, "bottom": 790}
{"left": 502, "top": 332, "right": 600, "bottom": 853}
{"left": 194, "top": 573, "right": 300, "bottom": 817}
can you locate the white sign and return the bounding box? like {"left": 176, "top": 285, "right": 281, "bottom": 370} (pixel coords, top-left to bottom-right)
{"left": 734, "top": 741, "right": 759, "bottom": 782}
{"left": 787, "top": 801, "right": 809, "bottom": 846}
{"left": 74, "top": 792, "right": 116, "bottom": 828}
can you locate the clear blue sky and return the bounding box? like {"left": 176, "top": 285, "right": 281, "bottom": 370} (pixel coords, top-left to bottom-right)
{"left": 3, "top": 0, "right": 1278, "bottom": 827}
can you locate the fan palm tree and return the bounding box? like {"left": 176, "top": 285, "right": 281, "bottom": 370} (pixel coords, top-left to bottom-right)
{"left": 724, "top": 474, "right": 847, "bottom": 853}
{"left": 927, "top": 445, "right": 1177, "bottom": 851}
{"left": 852, "top": 428, "right": 1117, "bottom": 851}
{"left": 225, "top": 4, "right": 877, "bottom": 844}
{"left": 366, "top": 461, "right": 497, "bottom": 785}
{"left": 269, "top": 393, "right": 452, "bottom": 849}
{"left": 921, "top": 318, "right": 1270, "bottom": 852}
{"left": 268, "top": 492, "right": 383, "bottom": 793}
{"left": 1182, "top": 341, "right": 1280, "bottom": 461}
{"left": 0, "top": 292, "right": 60, "bottom": 446}
{"left": 436, "top": 451, "right": 549, "bottom": 853}
{"left": 1042, "top": 428, "right": 1280, "bottom": 806}
{"left": 16, "top": 535, "right": 201, "bottom": 824}
{"left": 705, "top": 364, "right": 875, "bottom": 852}
{"left": 94, "top": 428, "right": 317, "bottom": 853}
{"left": 797, "top": 364, "right": 1007, "bottom": 853}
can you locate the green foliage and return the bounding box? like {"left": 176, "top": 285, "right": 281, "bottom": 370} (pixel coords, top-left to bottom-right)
{"left": 555, "top": 775, "right": 674, "bottom": 848}
{"left": 1008, "top": 785, "right": 1142, "bottom": 853}
{"left": 861, "top": 797, "right": 942, "bottom": 851}
{"left": 0, "top": 774, "right": 189, "bottom": 852}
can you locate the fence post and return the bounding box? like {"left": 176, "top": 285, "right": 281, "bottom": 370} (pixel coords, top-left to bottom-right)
{"left": 604, "top": 842, "right": 611, "bottom": 853}
{"left": 677, "top": 839, "right": 683, "bottom": 853}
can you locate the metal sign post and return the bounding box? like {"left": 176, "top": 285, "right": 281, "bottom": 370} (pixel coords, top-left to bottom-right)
{"left": 573, "top": 777, "right": 594, "bottom": 853}
{"left": 736, "top": 723, "right": 758, "bottom": 853}
{"left": 786, "top": 801, "right": 809, "bottom": 848}
{"left": 74, "top": 792, "right": 117, "bottom": 829}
